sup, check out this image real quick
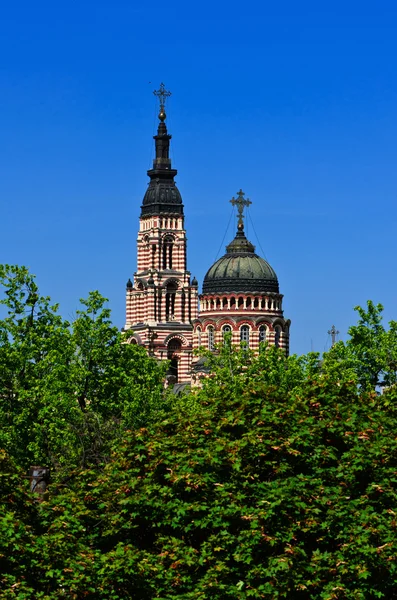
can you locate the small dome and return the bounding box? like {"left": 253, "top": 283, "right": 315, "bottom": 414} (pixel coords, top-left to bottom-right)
{"left": 191, "top": 276, "right": 198, "bottom": 287}
{"left": 142, "top": 180, "right": 183, "bottom": 215}
{"left": 126, "top": 278, "right": 133, "bottom": 289}
{"left": 202, "top": 230, "right": 279, "bottom": 294}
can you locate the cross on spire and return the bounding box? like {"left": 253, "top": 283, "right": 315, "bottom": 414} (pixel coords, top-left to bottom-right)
{"left": 153, "top": 83, "right": 172, "bottom": 121}
{"left": 328, "top": 324, "right": 339, "bottom": 347}
{"left": 230, "top": 189, "right": 252, "bottom": 230}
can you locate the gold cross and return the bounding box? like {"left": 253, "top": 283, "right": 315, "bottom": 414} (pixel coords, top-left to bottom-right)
{"left": 230, "top": 189, "right": 252, "bottom": 229}
{"left": 153, "top": 82, "right": 172, "bottom": 114}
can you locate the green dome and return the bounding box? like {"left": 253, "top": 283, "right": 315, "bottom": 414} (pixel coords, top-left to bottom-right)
{"left": 203, "top": 229, "right": 279, "bottom": 294}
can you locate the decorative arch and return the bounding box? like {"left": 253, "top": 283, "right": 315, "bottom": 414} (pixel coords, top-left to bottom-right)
{"left": 127, "top": 333, "right": 143, "bottom": 345}
{"left": 162, "top": 277, "right": 180, "bottom": 289}
{"left": 160, "top": 232, "right": 177, "bottom": 241}
{"left": 217, "top": 318, "right": 236, "bottom": 330}
{"left": 272, "top": 318, "right": 286, "bottom": 332}
{"left": 255, "top": 318, "right": 272, "bottom": 330}
{"left": 235, "top": 317, "right": 256, "bottom": 328}
{"left": 135, "top": 278, "right": 147, "bottom": 290}
{"left": 163, "top": 333, "right": 189, "bottom": 347}
{"left": 200, "top": 318, "right": 217, "bottom": 329}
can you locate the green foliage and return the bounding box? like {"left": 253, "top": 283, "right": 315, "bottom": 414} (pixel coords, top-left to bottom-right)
{"left": 323, "top": 301, "right": 397, "bottom": 390}
{"left": 0, "top": 265, "right": 168, "bottom": 479}
{"left": 3, "top": 345, "right": 397, "bottom": 597}
{"left": 0, "top": 451, "right": 41, "bottom": 599}
{"left": 2, "top": 267, "right": 397, "bottom": 597}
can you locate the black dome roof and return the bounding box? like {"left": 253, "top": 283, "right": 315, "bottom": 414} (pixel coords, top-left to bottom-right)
{"left": 202, "top": 229, "right": 279, "bottom": 294}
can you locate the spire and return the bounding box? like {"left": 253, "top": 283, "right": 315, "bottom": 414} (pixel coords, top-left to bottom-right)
{"left": 141, "top": 83, "right": 183, "bottom": 216}
{"left": 151, "top": 83, "right": 173, "bottom": 172}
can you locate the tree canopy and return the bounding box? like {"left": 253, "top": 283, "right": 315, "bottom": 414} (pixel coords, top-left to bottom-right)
{"left": 1, "top": 268, "right": 397, "bottom": 599}
{"left": 0, "top": 264, "right": 168, "bottom": 479}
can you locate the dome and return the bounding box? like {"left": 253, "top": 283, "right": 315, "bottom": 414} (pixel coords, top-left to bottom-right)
{"left": 202, "top": 229, "right": 279, "bottom": 294}
{"left": 141, "top": 179, "right": 183, "bottom": 216}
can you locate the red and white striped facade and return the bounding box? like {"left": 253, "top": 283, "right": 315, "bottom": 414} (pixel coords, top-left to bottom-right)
{"left": 193, "top": 293, "right": 290, "bottom": 355}
{"left": 125, "top": 214, "right": 198, "bottom": 384}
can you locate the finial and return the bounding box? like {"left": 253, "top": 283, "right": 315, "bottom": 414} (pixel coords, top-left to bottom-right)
{"left": 230, "top": 189, "right": 252, "bottom": 231}
{"left": 153, "top": 82, "right": 172, "bottom": 122}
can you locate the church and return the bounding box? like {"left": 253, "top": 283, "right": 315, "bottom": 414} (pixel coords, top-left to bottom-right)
{"left": 125, "top": 84, "right": 290, "bottom": 384}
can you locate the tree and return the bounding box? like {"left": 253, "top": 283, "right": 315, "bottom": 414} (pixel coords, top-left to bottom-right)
{"left": 2, "top": 281, "right": 397, "bottom": 598}
{"left": 323, "top": 301, "right": 397, "bottom": 391}
{"left": 0, "top": 265, "right": 168, "bottom": 479}
{"left": 7, "top": 340, "right": 397, "bottom": 598}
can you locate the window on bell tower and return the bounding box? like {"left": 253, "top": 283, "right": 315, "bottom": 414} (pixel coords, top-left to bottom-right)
{"left": 163, "top": 236, "right": 174, "bottom": 270}
{"left": 165, "top": 281, "right": 177, "bottom": 321}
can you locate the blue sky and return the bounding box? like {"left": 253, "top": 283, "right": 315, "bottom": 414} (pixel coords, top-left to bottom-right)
{"left": 1, "top": 0, "right": 396, "bottom": 355}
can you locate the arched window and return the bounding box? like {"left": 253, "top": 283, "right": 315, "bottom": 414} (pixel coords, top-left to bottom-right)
{"left": 275, "top": 326, "right": 281, "bottom": 348}
{"left": 163, "top": 236, "right": 174, "bottom": 269}
{"left": 259, "top": 325, "right": 267, "bottom": 343}
{"left": 197, "top": 327, "right": 202, "bottom": 346}
{"left": 207, "top": 326, "right": 215, "bottom": 351}
{"left": 165, "top": 282, "right": 177, "bottom": 321}
{"left": 181, "top": 290, "right": 186, "bottom": 322}
{"left": 240, "top": 325, "right": 250, "bottom": 346}
{"left": 167, "top": 339, "right": 181, "bottom": 383}
{"left": 222, "top": 324, "right": 232, "bottom": 345}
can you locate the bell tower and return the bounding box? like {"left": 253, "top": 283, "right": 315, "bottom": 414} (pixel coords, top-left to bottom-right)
{"left": 125, "top": 84, "right": 198, "bottom": 383}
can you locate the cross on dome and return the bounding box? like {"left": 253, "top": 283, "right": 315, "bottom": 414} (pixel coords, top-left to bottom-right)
{"left": 230, "top": 189, "right": 252, "bottom": 230}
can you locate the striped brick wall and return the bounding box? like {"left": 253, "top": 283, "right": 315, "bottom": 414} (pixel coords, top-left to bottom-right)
{"left": 125, "top": 213, "right": 196, "bottom": 384}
